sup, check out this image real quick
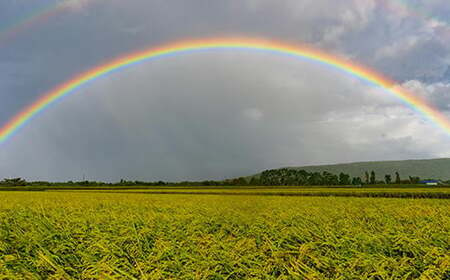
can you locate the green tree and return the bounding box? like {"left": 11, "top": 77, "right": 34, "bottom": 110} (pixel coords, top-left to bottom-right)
{"left": 0, "top": 178, "right": 27, "bottom": 186}
{"left": 370, "top": 171, "right": 376, "bottom": 184}
{"left": 308, "top": 172, "right": 323, "bottom": 186}
{"left": 395, "top": 172, "right": 401, "bottom": 184}
{"left": 249, "top": 177, "right": 260, "bottom": 186}
{"left": 409, "top": 176, "right": 421, "bottom": 184}
{"left": 339, "top": 172, "right": 351, "bottom": 185}
{"left": 384, "top": 174, "right": 392, "bottom": 184}
{"left": 352, "top": 177, "right": 362, "bottom": 186}
{"left": 322, "top": 171, "right": 338, "bottom": 185}
{"left": 365, "top": 171, "right": 370, "bottom": 184}
{"left": 231, "top": 177, "right": 247, "bottom": 186}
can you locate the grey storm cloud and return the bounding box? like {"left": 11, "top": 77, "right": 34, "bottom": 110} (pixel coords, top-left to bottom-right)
{"left": 0, "top": 0, "right": 449, "bottom": 181}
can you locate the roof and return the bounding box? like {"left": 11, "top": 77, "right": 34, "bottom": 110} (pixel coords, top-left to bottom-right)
{"left": 420, "top": 180, "right": 439, "bottom": 183}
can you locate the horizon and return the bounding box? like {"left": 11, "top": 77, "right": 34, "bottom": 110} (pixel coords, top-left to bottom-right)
{"left": 2, "top": 157, "right": 449, "bottom": 183}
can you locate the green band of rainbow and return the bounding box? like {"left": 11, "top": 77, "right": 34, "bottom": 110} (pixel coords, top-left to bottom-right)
{"left": 1, "top": 38, "right": 449, "bottom": 143}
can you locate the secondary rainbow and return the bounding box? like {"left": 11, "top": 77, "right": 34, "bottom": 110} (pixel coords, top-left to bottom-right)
{"left": 0, "top": 1, "right": 92, "bottom": 47}
{"left": 1, "top": 0, "right": 448, "bottom": 48}
{"left": 1, "top": 38, "right": 450, "bottom": 143}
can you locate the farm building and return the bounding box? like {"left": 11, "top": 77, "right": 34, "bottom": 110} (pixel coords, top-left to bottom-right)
{"left": 419, "top": 180, "right": 440, "bottom": 186}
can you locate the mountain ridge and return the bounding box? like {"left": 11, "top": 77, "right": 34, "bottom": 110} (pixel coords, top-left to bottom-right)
{"left": 252, "top": 158, "right": 450, "bottom": 181}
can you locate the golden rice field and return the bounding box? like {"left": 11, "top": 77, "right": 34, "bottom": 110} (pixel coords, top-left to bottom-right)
{"left": 55, "top": 186, "right": 450, "bottom": 199}
{"left": 0, "top": 191, "right": 448, "bottom": 279}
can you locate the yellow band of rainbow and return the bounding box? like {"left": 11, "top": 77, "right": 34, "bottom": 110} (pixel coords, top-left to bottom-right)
{"left": 1, "top": 38, "right": 449, "bottom": 143}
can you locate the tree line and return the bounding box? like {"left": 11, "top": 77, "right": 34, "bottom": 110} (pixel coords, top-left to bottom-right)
{"left": 0, "top": 169, "right": 440, "bottom": 187}
{"left": 254, "top": 169, "right": 425, "bottom": 186}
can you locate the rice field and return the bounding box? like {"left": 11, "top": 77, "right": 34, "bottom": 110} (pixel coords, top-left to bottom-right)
{"left": 53, "top": 186, "right": 450, "bottom": 199}
{"left": 0, "top": 191, "right": 448, "bottom": 279}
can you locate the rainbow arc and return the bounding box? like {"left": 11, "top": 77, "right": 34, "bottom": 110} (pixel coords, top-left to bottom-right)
{"left": 1, "top": 38, "right": 449, "bottom": 143}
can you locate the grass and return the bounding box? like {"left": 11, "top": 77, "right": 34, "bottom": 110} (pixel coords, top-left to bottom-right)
{"left": 0, "top": 191, "right": 448, "bottom": 279}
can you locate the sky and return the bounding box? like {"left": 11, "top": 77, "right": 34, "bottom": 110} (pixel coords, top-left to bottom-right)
{"left": 0, "top": 0, "right": 449, "bottom": 182}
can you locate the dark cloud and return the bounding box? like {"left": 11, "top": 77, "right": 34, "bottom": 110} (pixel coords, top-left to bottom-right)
{"left": 0, "top": 0, "right": 449, "bottom": 180}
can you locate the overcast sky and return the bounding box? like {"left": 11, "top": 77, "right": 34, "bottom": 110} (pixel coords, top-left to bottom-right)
{"left": 0, "top": 0, "right": 449, "bottom": 181}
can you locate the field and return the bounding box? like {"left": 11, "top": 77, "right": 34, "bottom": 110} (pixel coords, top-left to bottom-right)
{"left": 0, "top": 190, "right": 449, "bottom": 279}
{"left": 55, "top": 186, "right": 450, "bottom": 199}
{"left": 4, "top": 185, "right": 450, "bottom": 199}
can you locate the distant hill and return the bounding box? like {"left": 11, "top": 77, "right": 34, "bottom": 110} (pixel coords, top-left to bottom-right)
{"left": 253, "top": 158, "right": 450, "bottom": 181}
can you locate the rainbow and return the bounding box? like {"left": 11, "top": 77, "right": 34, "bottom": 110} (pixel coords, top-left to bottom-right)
{"left": 0, "top": 0, "right": 92, "bottom": 47}
{"left": 1, "top": 38, "right": 450, "bottom": 143}
{"left": 1, "top": 0, "right": 449, "bottom": 50}
{"left": 1, "top": 0, "right": 448, "bottom": 49}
